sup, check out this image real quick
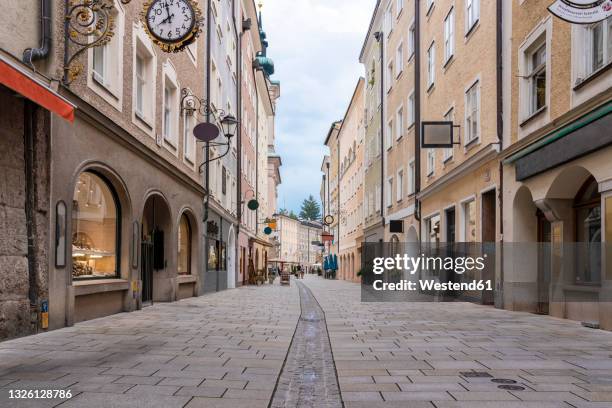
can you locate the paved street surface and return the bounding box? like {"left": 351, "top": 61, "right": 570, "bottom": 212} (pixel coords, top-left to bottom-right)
{"left": 2, "top": 276, "right": 612, "bottom": 407}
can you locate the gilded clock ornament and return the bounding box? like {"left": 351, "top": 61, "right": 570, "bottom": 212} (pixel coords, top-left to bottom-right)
{"left": 141, "top": 0, "right": 203, "bottom": 53}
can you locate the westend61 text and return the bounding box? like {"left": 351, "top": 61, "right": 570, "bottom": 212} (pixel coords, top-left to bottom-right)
{"left": 372, "top": 279, "right": 493, "bottom": 292}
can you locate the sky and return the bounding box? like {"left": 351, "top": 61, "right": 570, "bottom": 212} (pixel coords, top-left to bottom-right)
{"left": 262, "top": 0, "right": 375, "bottom": 214}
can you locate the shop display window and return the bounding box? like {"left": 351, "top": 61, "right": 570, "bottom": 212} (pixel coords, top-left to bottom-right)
{"left": 72, "top": 172, "right": 119, "bottom": 279}
{"left": 178, "top": 214, "right": 191, "bottom": 275}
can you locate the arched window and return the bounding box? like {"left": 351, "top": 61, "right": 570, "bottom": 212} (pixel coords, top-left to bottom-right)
{"left": 574, "top": 176, "right": 601, "bottom": 285}
{"left": 178, "top": 213, "right": 191, "bottom": 275}
{"left": 72, "top": 171, "right": 119, "bottom": 279}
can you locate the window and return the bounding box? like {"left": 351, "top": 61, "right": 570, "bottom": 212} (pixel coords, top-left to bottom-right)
{"left": 444, "top": 8, "right": 454, "bottom": 62}
{"left": 443, "top": 107, "right": 454, "bottom": 161}
{"left": 396, "top": 107, "right": 404, "bottom": 140}
{"left": 397, "top": 0, "right": 404, "bottom": 15}
{"left": 386, "top": 177, "right": 393, "bottom": 208}
{"left": 408, "top": 160, "right": 415, "bottom": 194}
{"left": 466, "top": 0, "right": 479, "bottom": 32}
{"left": 89, "top": 2, "right": 124, "bottom": 107}
{"left": 465, "top": 80, "right": 479, "bottom": 143}
{"left": 427, "top": 149, "right": 435, "bottom": 176}
{"left": 397, "top": 169, "right": 404, "bottom": 202}
{"left": 407, "top": 92, "right": 415, "bottom": 126}
{"left": 375, "top": 184, "right": 381, "bottom": 212}
{"left": 528, "top": 44, "right": 547, "bottom": 114}
{"left": 408, "top": 22, "right": 416, "bottom": 59}
{"left": 387, "top": 60, "right": 394, "bottom": 91}
{"left": 178, "top": 214, "right": 191, "bottom": 275}
{"left": 385, "top": 5, "right": 394, "bottom": 35}
{"left": 221, "top": 166, "right": 227, "bottom": 195}
{"left": 386, "top": 120, "right": 393, "bottom": 149}
{"left": 574, "top": 177, "right": 601, "bottom": 285}
{"left": 92, "top": 45, "right": 106, "bottom": 84}
{"left": 162, "top": 65, "right": 179, "bottom": 149}
{"left": 72, "top": 172, "right": 119, "bottom": 280}
{"left": 584, "top": 17, "right": 612, "bottom": 77}
{"left": 427, "top": 42, "right": 435, "bottom": 87}
{"left": 396, "top": 43, "right": 404, "bottom": 76}
{"left": 183, "top": 110, "right": 195, "bottom": 164}
{"left": 463, "top": 199, "right": 476, "bottom": 242}
{"left": 133, "top": 29, "right": 156, "bottom": 130}
{"left": 426, "top": 0, "right": 434, "bottom": 14}
{"left": 135, "top": 55, "right": 145, "bottom": 116}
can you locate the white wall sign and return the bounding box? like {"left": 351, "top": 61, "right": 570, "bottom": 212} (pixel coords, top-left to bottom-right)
{"left": 548, "top": 0, "right": 612, "bottom": 24}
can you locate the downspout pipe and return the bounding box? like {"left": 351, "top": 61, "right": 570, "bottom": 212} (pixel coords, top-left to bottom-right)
{"left": 204, "top": 0, "right": 212, "bottom": 224}
{"left": 496, "top": 0, "right": 504, "bottom": 307}
{"left": 374, "top": 31, "right": 385, "bottom": 230}
{"left": 23, "top": 0, "right": 51, "bottom": 65}
{"left": 414, "top": 0, "right": 422, "bottom": 237}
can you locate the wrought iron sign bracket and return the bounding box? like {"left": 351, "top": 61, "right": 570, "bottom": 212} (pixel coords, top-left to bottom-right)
{"left": 62, "top": 0, "right": 133, "bottom": 85}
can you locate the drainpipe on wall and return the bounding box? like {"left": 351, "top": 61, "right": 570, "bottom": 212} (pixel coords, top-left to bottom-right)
{"left": 374, "top": 31, "right": 385, "bottom": 231}
{"left": 204, "top": 0, "right": 212, "bottom": 224}
{"left": 23, "top": 0, "right": 51, "bottom": 65}
{"left": 496, "top": 0, "right": 504, "bottom": 308}
{"left": 414, "top": 0, "right": 422, "bottom": 238}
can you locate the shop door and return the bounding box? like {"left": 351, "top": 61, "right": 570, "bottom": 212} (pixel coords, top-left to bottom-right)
{"left": 445, "top": 207, "right": 456, "bottom": 243}
{"left": 537, "top": 210, "right": 551, "bottom": 315}
{"left": 141, "top": 240, "right": 154, "bottom": 303}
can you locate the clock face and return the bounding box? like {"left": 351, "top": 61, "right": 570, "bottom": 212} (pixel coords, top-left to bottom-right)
{"left": 146, "top": 0, "right": 196, "bottom": 43}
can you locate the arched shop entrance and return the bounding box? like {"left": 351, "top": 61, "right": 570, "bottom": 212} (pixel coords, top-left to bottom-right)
{"left": 141, "top": 193, "right": 172, "bottom": 304}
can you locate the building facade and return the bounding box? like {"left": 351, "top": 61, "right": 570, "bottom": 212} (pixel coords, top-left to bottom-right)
{"left": 501, "top": 0, "right": 612, "bottom": 327}
{"left": 0, "top": 0, "right": 281, "bottom": 340}
{"left": 330, "top": 0, "right": 612, "bottom": 328}
{"left": 360, "top": 2, "right": 385, "bottom": 245}
{"left": 337, "top": 79, "right": 366, "bottom": 282}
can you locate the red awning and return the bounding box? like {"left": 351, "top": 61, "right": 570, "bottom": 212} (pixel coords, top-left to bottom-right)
{"left": 0, "top": 57, "right": 75, "bottom": 123}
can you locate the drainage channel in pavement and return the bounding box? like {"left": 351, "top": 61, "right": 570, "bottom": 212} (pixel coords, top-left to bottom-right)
{"left": 269, "top": 281, "right": 343, "bottom": 408}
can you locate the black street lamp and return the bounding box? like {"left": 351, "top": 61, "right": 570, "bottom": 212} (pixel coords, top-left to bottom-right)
{"left": 221, "top": 114, "right": 238, "bottom": 139}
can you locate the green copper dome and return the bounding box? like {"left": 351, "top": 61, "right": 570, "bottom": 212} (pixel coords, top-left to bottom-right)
{"left": 255, "top": 53, "right": 275, "bottom": 77}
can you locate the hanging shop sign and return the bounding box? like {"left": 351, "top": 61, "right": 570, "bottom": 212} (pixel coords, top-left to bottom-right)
{"left": 548, "top": 0, "right": 612, "bottom": 24}
{"left": 142, "top": 0, "right": 204, "bottom": 52}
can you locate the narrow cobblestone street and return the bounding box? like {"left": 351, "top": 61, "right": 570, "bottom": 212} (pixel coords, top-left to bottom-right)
{"left": 3, "top": 275, "right": 612, "bottom": 407}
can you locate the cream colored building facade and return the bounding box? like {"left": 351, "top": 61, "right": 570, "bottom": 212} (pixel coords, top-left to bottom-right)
{"left": 418, "top": 0, "right": 501, "bottom": 251}
{"left": 337, "top": 79, "right": 365, "bottom": 282}
{"left": 323, "top": 122, "right": 342, "bottom": 259}
{"left": 361, "top": 3, "right": 385, "bottom": 245}
{"left": 381, "top": 0, "right": 419, "bottom": 243}
{"left": 501, "top": 0, "right": 612, "bottom": 328}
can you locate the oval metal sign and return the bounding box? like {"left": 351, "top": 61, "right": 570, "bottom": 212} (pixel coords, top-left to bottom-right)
{"left": 193, "top": 122, "right": 220, "bottom": 142}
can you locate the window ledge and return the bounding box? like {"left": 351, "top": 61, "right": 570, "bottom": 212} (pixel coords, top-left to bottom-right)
{"left": 73, "top": 279, "right": 129, "bottom": 296}
{"left": 135, "top": 111, "right": 153, "bottom": 130}
{"left": 443, "top": 156, "right": 454, "bottom": 165}
{"left": 443, "top": 55, "right": 455, "bottom": 70}
{"left": 91, "top": 74, "right": 120, "bottom": 102}
{"left": 178, "top": 275, "right": 197, "bottom": 284}
{"left": 563, "top": 284, "right": 600, "bottom": 293}
{"left": 574, "top": 61, "right": 612, "bottom": 91}
{"left": 519, "top": 105, "right": 547, "bottom": 128}
{"left": 464, "top": 137, "right": 480, "bottom": 151}
{"left": 465, "top": 20, "right": 480, "bottom": 40}
{"left": 426, "top": 82, "right": 435, "bottom": 94}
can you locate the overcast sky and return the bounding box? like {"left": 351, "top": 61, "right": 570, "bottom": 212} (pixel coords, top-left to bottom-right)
{"left": 262, "top": 0, "right": 374, "bottom": 214}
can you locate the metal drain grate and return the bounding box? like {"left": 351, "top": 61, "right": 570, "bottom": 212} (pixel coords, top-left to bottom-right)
{"left": 460, "top": 372, "right": 492, "bottom": 378}
{"left": 498, "top": 384, "right": 525, "bottom": 391}
{"left": 491, "top": 378, "right": 517, "bottom": 384}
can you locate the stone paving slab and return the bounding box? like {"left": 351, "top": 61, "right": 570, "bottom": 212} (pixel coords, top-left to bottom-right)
{"left": 0, "top": 282, "right": 300, "bottom": 407}
{"left": 302, "top": 275, "right": 612, "bottom": 407}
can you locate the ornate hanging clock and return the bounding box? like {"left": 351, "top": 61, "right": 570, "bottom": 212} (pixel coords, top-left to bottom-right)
{"left": 142, "top": 0, "right": 203, "bottom": 53}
